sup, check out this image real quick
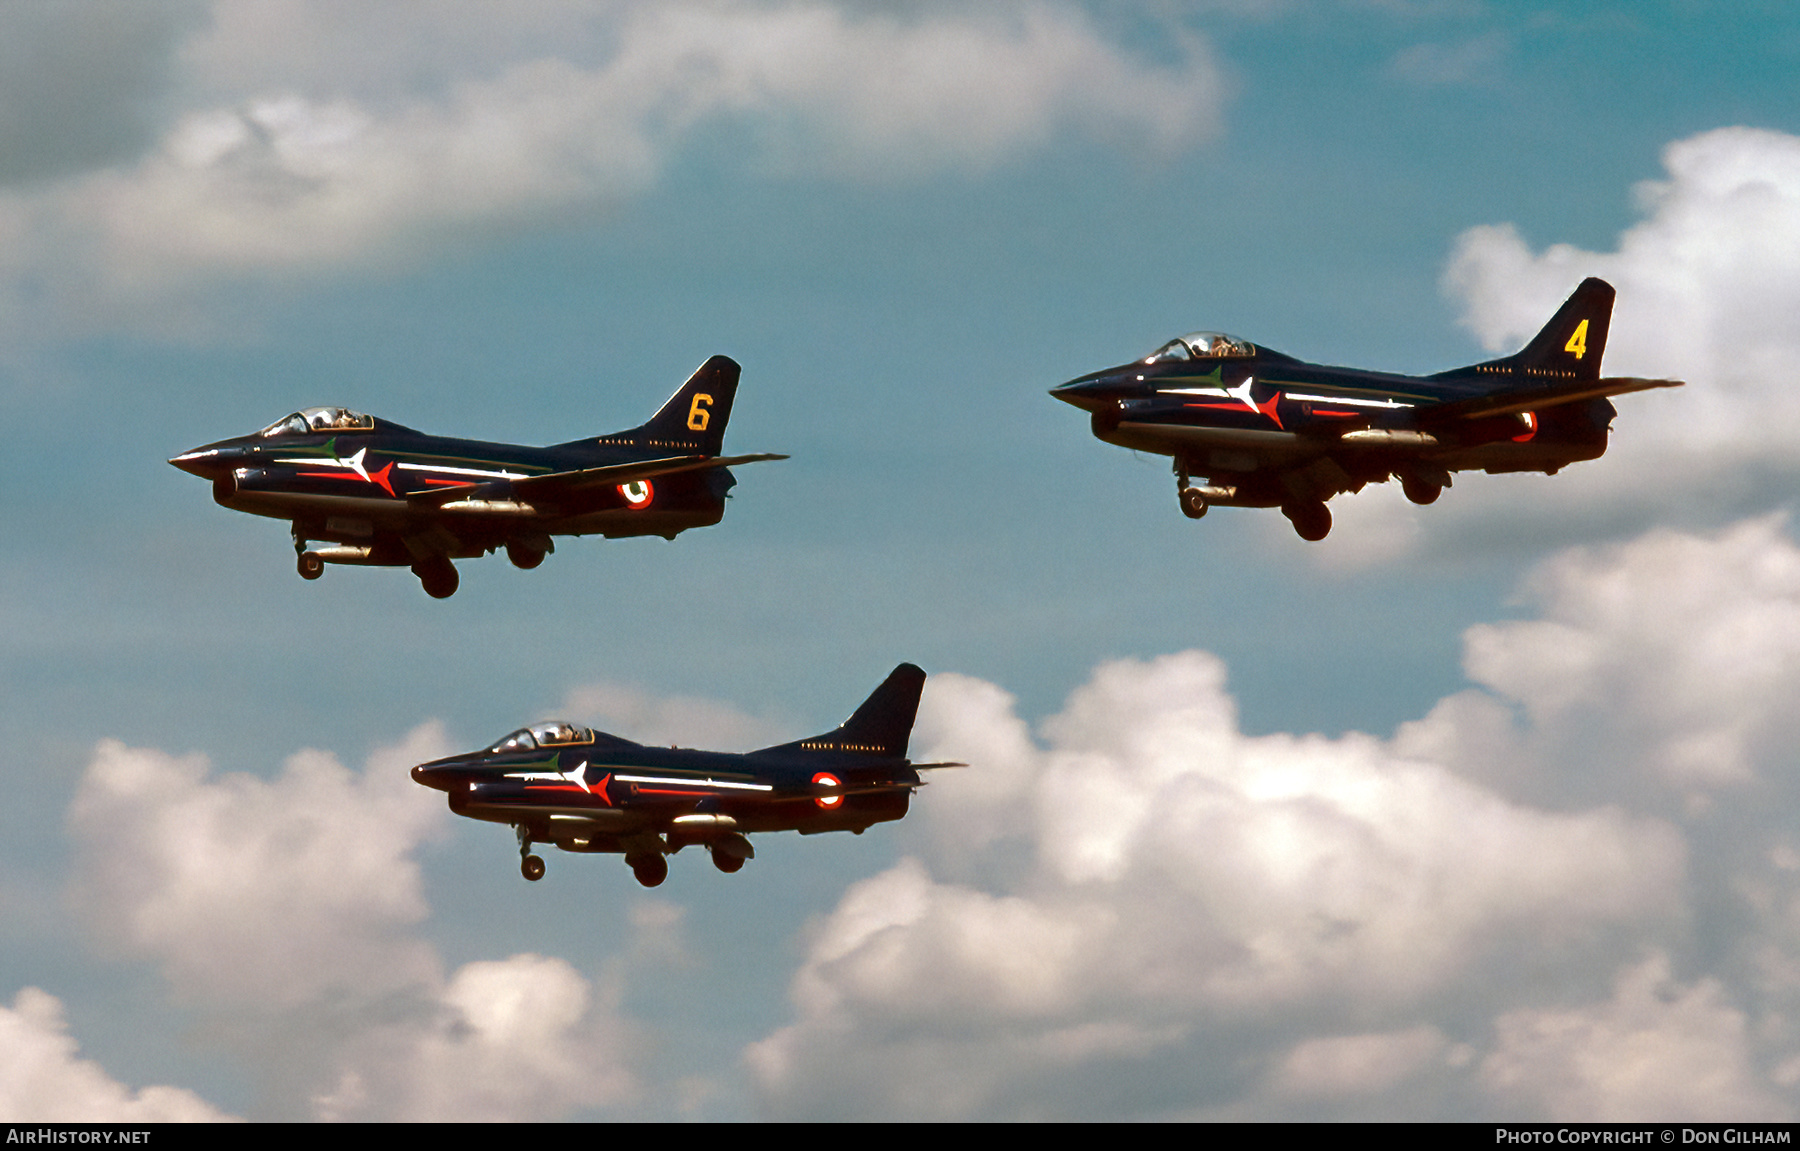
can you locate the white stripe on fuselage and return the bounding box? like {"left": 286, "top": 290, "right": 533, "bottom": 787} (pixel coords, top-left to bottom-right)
{"left": 395, "top": 462, "right": 530, "bottom": 480}
{"left": 1283, "top": 392, "right": 1415, "bottom": 409}
{"left": 1160, "top": 377, "right": 1263, "bottom": 416}
{"left": 610, "top": 773, "right": 774, "bottom": 792}
{"left": 513, "top": 761, "right": 592, "bottom": 791}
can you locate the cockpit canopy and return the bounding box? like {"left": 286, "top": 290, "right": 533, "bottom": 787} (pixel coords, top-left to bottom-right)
{"left": 1143, "top": 332, "right": 1255, "bottom": 364}
{"left": 489, "top": 721, "right": 596, "bottom": 752}
{"left": 258, "top": 406, "right": 375, "bottom": 438}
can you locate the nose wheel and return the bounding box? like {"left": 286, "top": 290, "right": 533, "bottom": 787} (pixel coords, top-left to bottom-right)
{"left": 1174, "top": 461, "right": 1209, "bottom": 520}
{"left": 1178, "top": 487, "right": 1208, "bottom": 519}
{"left": 515, "top": 825, "right": 545, "bottom": 881}
{"left": 297, "top": 552, "right": 325, "bottom": 580}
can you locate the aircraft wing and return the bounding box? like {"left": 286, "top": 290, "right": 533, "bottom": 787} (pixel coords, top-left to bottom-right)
{"left": 1419, "top": 376, "right": 1684, "bottom": 424}
{"left": 403, "top": 453, "right": 787, "bottom": 510}
{"left": 508, "top": 453, "right": 788, "bottom": 501}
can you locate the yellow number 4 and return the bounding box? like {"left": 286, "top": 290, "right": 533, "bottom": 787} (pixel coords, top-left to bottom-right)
{"left": 1565, "top": 319, "right": 1589, "bottom": 360}
{"left": 687, "top": 393, "right": 713, "bottom": 431}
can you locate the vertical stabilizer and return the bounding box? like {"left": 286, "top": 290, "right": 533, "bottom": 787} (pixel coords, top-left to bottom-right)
{"left": 765, "top": 664, "right": 927, "bottom": 759}
{"left": 622, "top": 355, "right": 741, "bottom": 455}
{"left": 1436, "top": 277, "right": 1615, "bottom": 383}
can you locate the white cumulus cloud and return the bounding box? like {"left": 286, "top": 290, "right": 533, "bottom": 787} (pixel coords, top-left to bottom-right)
{"left": 1482, "top": 955, "right": 1787, "bottom": 1121}
{"left": 66, "top": 725, "right": 452, "bottom": 1008}
{"left": 313, "top": 953, "right": 636, "bottom": 1122}
{"left": 0, "top": 986, "right": 236, "bottom": 1122}
{"left": 748, "top": 648, "right": 1686, "bottom": 1119}
{"left": 751, "top": 515, "right": 1800, "bottom": 1118}
{"left": 0, "top": 1, "right": 1224, "bottom": 333}
{"left": 1432, "top": 127, "right": 1800, "bottom": 536}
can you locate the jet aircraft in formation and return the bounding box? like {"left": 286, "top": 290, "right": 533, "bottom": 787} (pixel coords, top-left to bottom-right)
{"left": 1050, "top": 278, "right": 1681, "bottom": 540}
{"left": 167, "top": 280, "right": 1680, "bottom": 885}
{"left": 409, "top": 664, "right": 958, "bottom": 886}
{"left": 169, "top": 356, "right": 784, "bottom": 597}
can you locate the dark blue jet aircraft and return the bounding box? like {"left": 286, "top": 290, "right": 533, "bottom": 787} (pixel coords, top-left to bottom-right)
{"left": 170, "top": 355, "right": 784, "bottom": 596}
{"left": 411, "top": 664, "right": 959, "bottom": 887}
{"left": 1051, "top": 278, "right": 1681, "bottom": 540}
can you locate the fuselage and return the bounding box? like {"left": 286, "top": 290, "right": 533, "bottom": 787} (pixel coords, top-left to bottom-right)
{"left": 1052, "top": 343, "right": 1612, "bottom": 507}
{"left": 411, "top": 733, "right": 916, "bottom": 853}
{"left": 171, "top": 417, "right": 732, "bottom": 562}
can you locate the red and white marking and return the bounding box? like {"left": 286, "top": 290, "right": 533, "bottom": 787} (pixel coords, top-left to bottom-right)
{"left": 619, "top": 480, "right": 654, "bottom": 509}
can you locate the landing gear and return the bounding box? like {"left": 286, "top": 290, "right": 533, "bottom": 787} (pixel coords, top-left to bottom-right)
{"left": 297, "top": 552, "right": 325, "bottom": 580}
{"left": 412, "top": 556, "right": 459, "bottom": 599}
{"left": 1401, "top": 475, "right": 1442, "bottom": 505}
{"left": 505, "top": 542, "right": 545, "bottom": 570}
{"left": 1174, "top": 460, "right": 1209, "bottom": 521}
{"left": 1283, "top": 501, "right": 1332, "bottom": 542}
{"left": 711, "top": 848, "right": 745, "bottom": 874}
{"left": 1179, "top": 487, "right": 1208, "bottom": 520}
{"left": 628, "top": 853, "right": 668, "bottom": 888}
{"left": 515, "top": 825, "right": 545, "bottom": 881}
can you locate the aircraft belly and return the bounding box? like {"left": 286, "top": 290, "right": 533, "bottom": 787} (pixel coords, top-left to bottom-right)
{"left": 457, "top": 801, "right": 644, "bottom": 829}
{"left": 1106, "top": 421, "right": 1311, "bottom": 464}
{"left": 1436, "top": 438, "right": 1606, "bottom": 474}
{"left": 226, "top": 489, "right": 414, "bottom": 523}
{"left": 556, "top": 508, "right": 720, "bottom": 538}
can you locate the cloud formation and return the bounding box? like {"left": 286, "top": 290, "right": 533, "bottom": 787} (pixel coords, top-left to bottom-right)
{"left": 0, "top": 1, "right": 1223, "bottom": 331}
{"left": 1440, "top": 127, "right": 1800, "bottom": 518}
{"left": 28, "top": 514, "right": 1800, "bottom": 1119}
{"left": 0, "top": 986, "right": 236, "bottom": 1122}
{"left": 313, "top": 953, "right": 635, "bottom": 1122}
{"left": 749, "top": 516, "right": 1800, "bottom": 1119}
{"left": 59, "top": 724, "right": 638, "bottom": 1120}
{"left": 66, "top": 727, "right": 451, "bottom": 1007}
{"left": 1298, "top": 126, "right": 1800, "bottom": 568}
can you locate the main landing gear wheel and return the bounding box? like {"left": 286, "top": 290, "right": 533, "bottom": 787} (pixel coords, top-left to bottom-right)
{"left": 1179, "top": 487, "right": 1209, "bottom": 520}
{"left": 505, "top": 542, "right": 545, "bottom": 570}
{"left": 711, "top": 849, "right": 745, "bottom": 874}
{"left": 629, "top": 854, "right": 668, "bottom": 888}
{"left": 1283, "top": 501, "right": 1332, "bottom": 542}
{"left": 297, "top": 552, "right": 325, "bottom": 580}
{"left": 1401, "top": 475, "right": 1442, "bottom": 505}
{"left": 412, "top": 557, "right": 459, "bottom": 599}
{"left": 521, "top": 854, "right": 545, "bottom": 882}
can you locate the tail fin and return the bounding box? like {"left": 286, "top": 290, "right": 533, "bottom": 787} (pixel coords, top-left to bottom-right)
{"left": 619, "top": 355, "right": 740, "bottom": 455}
{"left": 1437, "top": 278, "right": 1615, "bottom": 383}
{"left": 764, "top": 664, "right": 927, "bottom": 759}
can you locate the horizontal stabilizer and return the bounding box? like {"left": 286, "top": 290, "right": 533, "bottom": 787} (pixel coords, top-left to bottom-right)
{"left": 1422, "top": 375, "right": 1684, "bottom": 424}
{"left": 510, "top": 453, "right": 788, "bottom": 502}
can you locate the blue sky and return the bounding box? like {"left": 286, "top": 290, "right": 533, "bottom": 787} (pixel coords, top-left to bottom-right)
{"left": 4, "top": 0, "right": 1800, "bottom": 1121}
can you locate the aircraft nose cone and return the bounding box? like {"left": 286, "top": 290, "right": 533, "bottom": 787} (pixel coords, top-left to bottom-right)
{"left": 1051, "top": 374, "right": 1135, "bottom": 411}
{"left": 168, "top": 448, "right": 222, "bottom": 477}
{"left": 411, "top": 758, "right": 474, "bottom": 792}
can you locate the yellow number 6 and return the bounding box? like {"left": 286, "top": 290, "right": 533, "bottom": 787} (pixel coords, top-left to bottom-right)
{"left": 687, "top": 393, "right": 713, "bottom": 431}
